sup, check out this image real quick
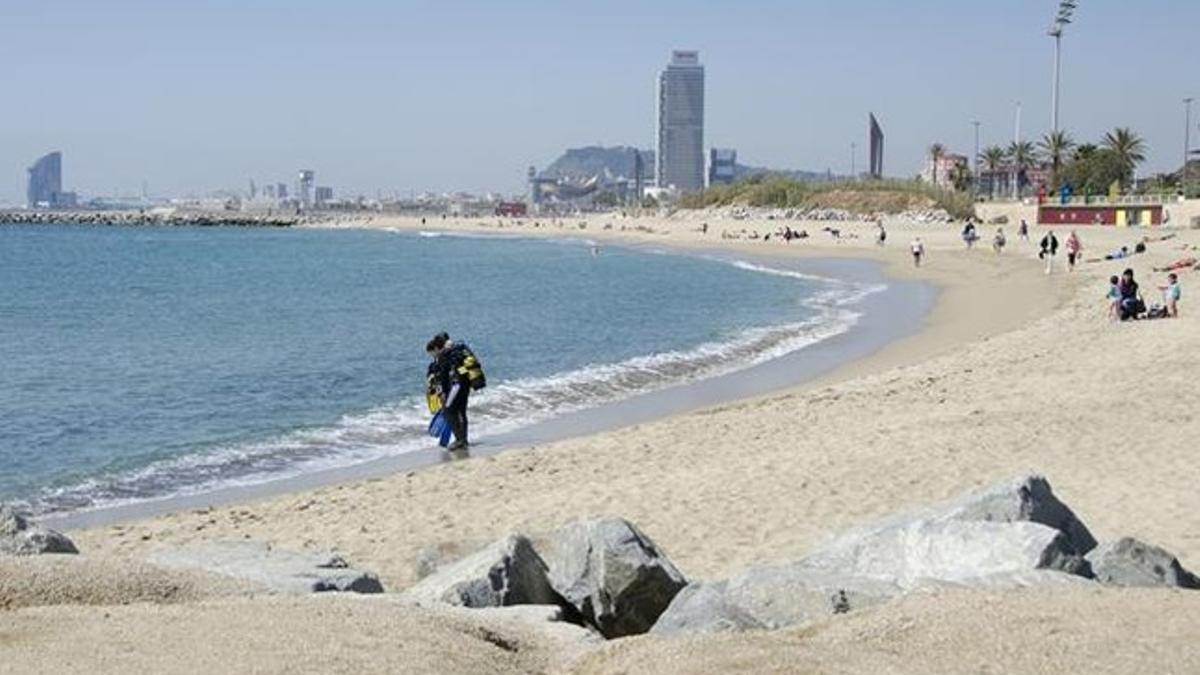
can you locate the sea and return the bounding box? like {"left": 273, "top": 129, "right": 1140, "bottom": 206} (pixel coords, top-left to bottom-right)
{"left": 0, "top": 224, "right": 890, "bottom": 518}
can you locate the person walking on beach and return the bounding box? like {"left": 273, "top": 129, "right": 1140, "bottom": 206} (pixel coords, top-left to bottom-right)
{"left": 993, "top": 228, "right": 1007, "bottom": 255}
{"left": 1065, "top": 230, "right": 1082, "bottom": 272}
{"left": 961, "top": 221, "right": 977, "bottom": 249}
{"left": 1018, "top": 219, "right": 1030, "bottom": 242}
{"left": 426, "top": 332, "right": 486, "bottom": 452}
{"left": 1039, "top": 231, "right": 1059, "bottom": 275}
{"left": 876, "top": 220, "right": 886, "bottom": 246}
{"left": 910, "top": 237, "right": 925, "bottom": 267}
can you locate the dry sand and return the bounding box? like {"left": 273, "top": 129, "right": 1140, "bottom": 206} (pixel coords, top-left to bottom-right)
{"left": 5, "top": 212, "right": 1200, "bottom": 673}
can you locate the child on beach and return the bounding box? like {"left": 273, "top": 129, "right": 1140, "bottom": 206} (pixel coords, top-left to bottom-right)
{"left": 993, "top": 228, "right": 1006, "bottom": 255}
{"left": 1159, "top": 273, "right": 1181, "bottom": 318}
{"left": 1106, "top": 275, "right": 1121, "bottom": 320}
{"left": 910, "top": 237, "right": 925, "bottom": 267}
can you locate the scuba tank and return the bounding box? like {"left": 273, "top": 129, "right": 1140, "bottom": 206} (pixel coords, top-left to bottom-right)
{"left": 449, "top": 343, "right": 487, "bottom": 391}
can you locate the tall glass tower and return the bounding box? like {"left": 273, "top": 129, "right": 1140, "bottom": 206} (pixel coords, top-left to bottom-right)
{"left": 657, "top": 51, "right": 705, "bottom": 193}
{"left": 27, "top": 152, "right": 63, "bottom": 208}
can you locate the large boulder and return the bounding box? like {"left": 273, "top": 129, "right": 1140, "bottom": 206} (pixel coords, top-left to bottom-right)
{"left": 404, "top": 534, "right": 562, "bottom": 608}
{"left": 650, "top": 581, "right": 766, "bottom": 635}
{"left": 1085, "top": 537, "right": 1200, "bottom": 589}
{"left": 940, "top": 475, "right": 1097, "bottom": 555}
{"left": 149, "top": 541, "right": 382, "bottom": 594}
{"left": 0, "top": 505, "right": 78, "bottom": 556}
{"left": 535, "top": 518, "right": 688, "bottom": 638}
{"left": 652, "top": 566, "right": 898, "bottom": 635}
{"left": 799, "top": 519, "right": 1091, "bottom": 589}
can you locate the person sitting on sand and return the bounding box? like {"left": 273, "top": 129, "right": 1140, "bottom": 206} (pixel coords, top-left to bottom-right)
{"left": 1106, "top": 275, "right": 1121, "bottom": 320}
{"left": 910, "top": 237, "right": 925, "bottom": 267}
{"left": 993, "top": 228, "right": 1006, "bottom": 255}
{"left": 1118, "top": 269, "right": 1144, "bottom": 321}
{"left": 1158, "top": 273, "right": 1181, "bottom": 318}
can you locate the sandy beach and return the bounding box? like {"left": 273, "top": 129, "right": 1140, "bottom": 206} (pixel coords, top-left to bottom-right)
{"left": 5, "top": 210, "right": 1200, "bottom": 673}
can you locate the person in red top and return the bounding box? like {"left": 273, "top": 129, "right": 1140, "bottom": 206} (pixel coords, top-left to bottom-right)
{"left": 1064, "top": 231, "right": 1082, "bottom": 271}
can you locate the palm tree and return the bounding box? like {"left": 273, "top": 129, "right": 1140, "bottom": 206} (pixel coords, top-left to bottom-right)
{"left": 928, "top": 143, "right": 946, "bottom": 188}
{"left": 1073, "top": 143, "right": 1099, "bottom": 163}
{"left": 1038, "top": 130, "right": 1075, "bottom": 177}
{"left": 978, "top": 145, "right": 1007, "bottom": 199}
{"left": 1006, "top": 141, "right": 1039, "bottom": 198}
{"left": 1102, "top": 127, "right": 1147, "bottom": 187}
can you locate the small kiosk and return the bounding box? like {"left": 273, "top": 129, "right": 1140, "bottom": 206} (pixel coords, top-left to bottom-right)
{"left": 1037, "top": 203, "right": 1164, "bottom": 227}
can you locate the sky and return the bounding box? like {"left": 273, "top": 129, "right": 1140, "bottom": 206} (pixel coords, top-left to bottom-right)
{"left": 2, "top": 0, "right": 1198, "bottom": 203}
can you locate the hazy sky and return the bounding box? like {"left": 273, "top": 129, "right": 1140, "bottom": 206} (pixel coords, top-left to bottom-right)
{"left": 2, "top": 0, "right": 1197, "bottom": 203}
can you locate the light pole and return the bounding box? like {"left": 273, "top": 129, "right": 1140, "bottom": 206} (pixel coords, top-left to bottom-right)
{"left": 850, "top": 142, "right": 856, "bottom": 180}
{"left": 972, "top": 120, "right": 981, "bottom": 198}
{"left": 1013, "top": 101, "right": 1022, "bottom": 200}
{"left": 1049, "top": 0, "right": 1077, "bottom": 133}
{"left": 1185, "top": 97, "right": 1193, "bottom": 197}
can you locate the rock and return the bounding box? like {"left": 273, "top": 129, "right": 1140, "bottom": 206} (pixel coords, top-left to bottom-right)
{"left": 650, "top": 581, "right": 766, "bottom": 634}
{"left": 911, "top": 569, "right": 1097, "bottom": 592}
{"left": 800, "top": 519, "right": 1091, "bottom": 589}
{"left": 535, "top": 518, "right": 688, "bottom": 638}
{"left": 404, "top": 534, "right": 562, "bottom": 608}
{"left": 0, "top": 505, "right": 78, "bottom": 556}
{"left": 652, "top": 566, "right": 898, "bottom": 635}
{"left": 1085, "top": 538, "right": 1200, "bottom": 589}
{"left": 149, "top": 541, "right": 382, "bottom": 594}
{"left": 940, "top": 475, "right": 1097, "bottom": 555}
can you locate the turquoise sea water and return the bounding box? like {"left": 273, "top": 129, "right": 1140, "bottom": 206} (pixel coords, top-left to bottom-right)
{"left": 0, "top": 225, "right": 876, "bottom": 515}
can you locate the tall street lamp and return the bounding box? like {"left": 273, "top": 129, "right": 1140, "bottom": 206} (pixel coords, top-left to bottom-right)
{"left": 1185, "top": 97, "right": 1194, "bottom": 196}
{"left": 1049, "top": 0, "right": 1077, "bottom": 133}
{"left": 972, "top": 120, "right": 981, "bottom": 198}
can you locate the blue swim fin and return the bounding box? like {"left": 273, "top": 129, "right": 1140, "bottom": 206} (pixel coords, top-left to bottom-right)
{"left": 428, "top": 411, "right": 453, "bottom": 448}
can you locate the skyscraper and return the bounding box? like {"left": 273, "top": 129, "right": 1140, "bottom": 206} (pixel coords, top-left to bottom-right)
{"left": 709, "top": 148, "right": 737, "bottom": 186}
{"left": 298, "top": 170, "right": 315, "bottom": 210}
{"left": 868, "top": 114, "right": 885, "bottom": 179}
{"left": 27, "top": 152, "right": 63, "bottom": 208}
{"left": 657, "top": 51, "right": 705, "bottom": 193}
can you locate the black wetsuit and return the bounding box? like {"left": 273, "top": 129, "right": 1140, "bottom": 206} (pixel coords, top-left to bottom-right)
{"left": 436, "top": 346, "right": 471, "bottom": 446}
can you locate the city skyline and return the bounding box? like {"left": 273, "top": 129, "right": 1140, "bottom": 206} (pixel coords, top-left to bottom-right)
{"left": 2, "top": 1, "right": 1198, "bottom": 204}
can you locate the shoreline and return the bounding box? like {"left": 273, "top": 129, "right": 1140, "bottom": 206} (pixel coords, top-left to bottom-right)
{"left": 42, "top": 241, "right": 934, "bottom": 531}
{"left": 50, "top": 215, "right": 1065, "bottom": 545}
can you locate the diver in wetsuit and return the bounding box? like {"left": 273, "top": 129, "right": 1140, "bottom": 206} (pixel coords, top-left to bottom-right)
{"left": 427, "top": 332, "right": 485, "bottom": 451}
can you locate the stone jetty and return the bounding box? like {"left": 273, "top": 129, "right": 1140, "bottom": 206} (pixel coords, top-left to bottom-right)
{"left": 0, "top": 209, "right": 301, "bottom": 228}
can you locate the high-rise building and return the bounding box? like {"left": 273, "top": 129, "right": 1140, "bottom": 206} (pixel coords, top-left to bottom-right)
{"left": 657, "top": 51, "right": 705, "bottom": 193}
{"left": 632, "top": 152, "right": 646, "bottom": 204}
{"left": 868, "top": 114, "right": 885, "bottom": 179}
{"left": 315, "top": 186, "right": 333, "bottom": 207}
{"left": 276, "top": 183, "right": 288, "bottom": 199}
{"left": 27, "top": 152, "right": 63, "bottom": 208}
{"left": 297, "top": 170, "right": 315, "bottom": 210}
{"left": 709, "top": 148, "right": 737, "bottom": 186}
